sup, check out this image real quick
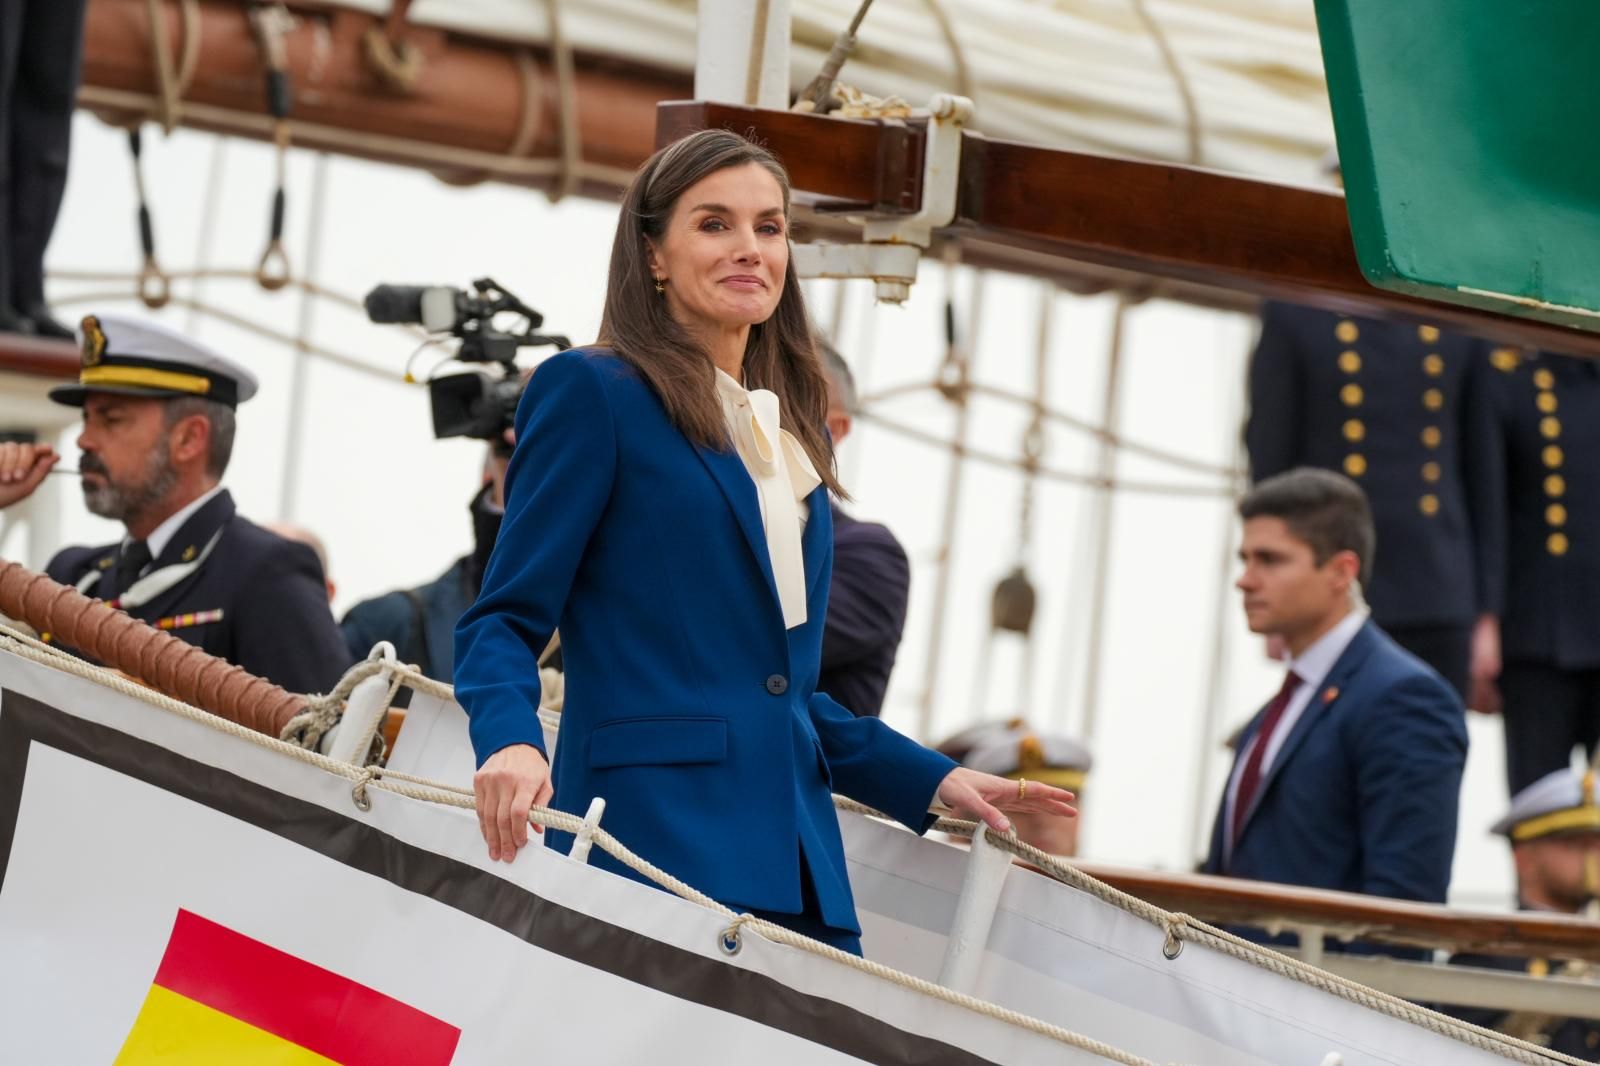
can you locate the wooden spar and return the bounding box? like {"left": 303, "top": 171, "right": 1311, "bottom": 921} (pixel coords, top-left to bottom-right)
{"left": 1073, "top": 859, "right": 1600, "bottom": 964}
{"left": 657, "top": 101, "right": 1600, "bottom": 357}
{"left": 76, "top": 2, "right": 1600, "bottom": 347}
{"left": 78, "top": 0, "right": 689, "bottom": 199}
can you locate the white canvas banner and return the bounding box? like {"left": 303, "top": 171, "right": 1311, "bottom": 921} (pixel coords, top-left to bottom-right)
{"left": 0, "top": 652, "right": 1092, "bottom": 1065}
{"left": 385, "top": 689, "right": 1528, "bottom": 1065}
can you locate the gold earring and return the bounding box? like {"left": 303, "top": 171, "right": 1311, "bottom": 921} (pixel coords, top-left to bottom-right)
{"left": 654, "top": 278, "right": 665, "bottom": 295}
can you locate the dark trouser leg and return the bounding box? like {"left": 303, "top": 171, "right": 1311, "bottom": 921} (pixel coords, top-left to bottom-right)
{"left": 1384, "top": 623, "right": 1471, "bottom": 703}
{"left": 7, "top": 0, "right": 88, "bottom": 310}
{"left": 740, "top": 845, "right": 864, "bottom": 957}
{"left": 1499, "top": 663, "right": 1587, "bottom": 795}
{"left": 0, "top": 0, "right": 28, "bottom": 313}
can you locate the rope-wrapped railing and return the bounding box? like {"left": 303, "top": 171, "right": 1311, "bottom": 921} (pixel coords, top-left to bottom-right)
{"left": 0, "top": 560, "right": 307, "bottom": 738}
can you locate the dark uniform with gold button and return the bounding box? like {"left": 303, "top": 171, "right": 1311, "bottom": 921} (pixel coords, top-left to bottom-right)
{"left": 1246, "top": 302, "right": 1501, "bottom": 696}
{"left": 1484, "top": 351, "right": 1600, "bottom": 794}
{"left": 41, "top": 313, "right": 352, "bottom": 695}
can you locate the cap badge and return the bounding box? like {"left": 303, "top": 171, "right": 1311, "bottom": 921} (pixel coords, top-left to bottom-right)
{"left": 80, "top": 315, "right": 108, "bottom": 367}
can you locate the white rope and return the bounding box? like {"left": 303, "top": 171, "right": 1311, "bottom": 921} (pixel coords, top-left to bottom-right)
{"left": 0, "top": 635, "right": 1148, "bottom": 1064}
{"left": 835, "top": 798, "right": 1585, "bottom": 1066}
{"left": 3, "top": 633, "right": 1574, "bottom": 1063}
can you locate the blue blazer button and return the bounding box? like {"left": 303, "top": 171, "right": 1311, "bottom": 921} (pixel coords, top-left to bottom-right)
{"left": 765, "top": 674, "right": 789, "bottom": 695}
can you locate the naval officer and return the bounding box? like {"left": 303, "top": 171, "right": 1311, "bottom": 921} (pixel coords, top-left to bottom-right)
{"left": 44, "top": 313, "right": 351, "bottom": 694}
{"left": 1245, "top": 302, "right": 1502, "bottom": 700}
{"left": 1445, "top": 768, "right": 1600, "bottom": 1058}
{"left": 1478, "top": 351, "right": 1600, "bottom": 795}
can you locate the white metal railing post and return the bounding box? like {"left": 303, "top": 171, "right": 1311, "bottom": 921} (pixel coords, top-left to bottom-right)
{"left": 938, "top": 827, "right": 1012, "bottom": 993}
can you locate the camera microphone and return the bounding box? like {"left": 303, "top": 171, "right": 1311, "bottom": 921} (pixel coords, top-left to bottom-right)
{"left": 363, "top": 285, "right": 460, "bottom": 333}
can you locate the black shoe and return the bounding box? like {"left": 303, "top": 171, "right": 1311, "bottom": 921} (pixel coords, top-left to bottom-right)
{"left": 18, "top": 304, "right": 72, "bottom": 340}
{"left": 0, "top": 307, "right": 37, "bottom": 336}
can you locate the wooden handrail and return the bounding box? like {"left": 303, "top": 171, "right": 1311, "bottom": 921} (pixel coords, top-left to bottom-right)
{"left": 1070, "top": 860, "right": 1600, "bottom": 964}
{"left": 0, "top": 335, "right": 79, "bottom": 381}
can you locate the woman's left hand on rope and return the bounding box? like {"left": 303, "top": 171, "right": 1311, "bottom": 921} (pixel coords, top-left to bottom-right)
{"left": 474, "top": 742, "right": 553, "bottom": 863}
{"left": 935, "top": 767, "right": 1077, "bottom": 835}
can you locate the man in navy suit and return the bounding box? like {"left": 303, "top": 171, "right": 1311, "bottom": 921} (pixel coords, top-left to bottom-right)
{"left": 1204, "top": 468, "right": 1467, "bottom": 908}
{"left": 816, "top": 341, "right": 909, "bottom": 718}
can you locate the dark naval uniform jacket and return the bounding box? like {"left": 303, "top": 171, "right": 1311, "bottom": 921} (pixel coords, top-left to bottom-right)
{"left": 1484, "top": 352, "right": 1600, "bottom": 672}
{"left": 817, "top": 504, "right": 910, "bottom": 718}
{"left": 1447, "top": 951, "right": 1600, "bottom": 1060}
{"left": 45, "top": 489, "right": 352, "bottom": 695}
{"left": 1246, "top": 303, "right": 1503, "bottom": 632}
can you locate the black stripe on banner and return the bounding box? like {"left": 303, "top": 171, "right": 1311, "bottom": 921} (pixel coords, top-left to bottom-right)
{"left": 0, "top": 692, "right": 1002, "bottom": 1066}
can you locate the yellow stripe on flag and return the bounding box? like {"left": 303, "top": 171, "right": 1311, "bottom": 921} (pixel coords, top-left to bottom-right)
{"left": 116, "top": 985, "right": 336, "bottom": 1065}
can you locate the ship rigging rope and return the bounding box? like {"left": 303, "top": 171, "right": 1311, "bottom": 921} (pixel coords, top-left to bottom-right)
{"left": 1128, "top": 0, "right": 1202, "bottom": 165}
{"left": 0, "top": 628, "right": 1574, "bottom": 1064}
{"left": 45, "top": 268, "right": 1238, "bottom": 494}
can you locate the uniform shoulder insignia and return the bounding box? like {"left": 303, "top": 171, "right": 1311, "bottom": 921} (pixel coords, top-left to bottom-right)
{"left": 1490, "top": 347, "right": 1522, "bottom": 373}
{"left": 96, "top": 556, "right": 114, "bottom": 570}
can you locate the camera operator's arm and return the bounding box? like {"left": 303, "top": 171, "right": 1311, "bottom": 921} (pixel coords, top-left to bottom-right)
{"left": 0, "top": 442, "right": 59, "bottom": 509}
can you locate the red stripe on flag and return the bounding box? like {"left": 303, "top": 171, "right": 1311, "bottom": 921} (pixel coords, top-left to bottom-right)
{"left": 151, "top": 910, "right": 459, "bottom": 1065}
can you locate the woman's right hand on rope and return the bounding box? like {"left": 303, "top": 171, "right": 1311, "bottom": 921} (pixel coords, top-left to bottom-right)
{"left": 0, "top": 442, "right": 58, "bottom": 509}
{"left": 474, "top": 742, "right": 552, "bottom": 863}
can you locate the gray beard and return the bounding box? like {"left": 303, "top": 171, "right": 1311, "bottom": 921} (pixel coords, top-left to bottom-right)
{"left": 81, "top": 446, "right": 179, "bottom": 525}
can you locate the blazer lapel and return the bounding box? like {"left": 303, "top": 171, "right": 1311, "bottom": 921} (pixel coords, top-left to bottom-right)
{"left": 803, "top": 488, "right": 831, "bottom": 598}
{"left": 1239, "top": 621, "right": 1380, "bottom": 834}
{"left": 692, "top": 443, "right": 782, "bottom": 613}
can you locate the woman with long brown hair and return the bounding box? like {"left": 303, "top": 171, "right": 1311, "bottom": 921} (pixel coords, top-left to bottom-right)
{"left": 454, "top": 128, "right": 1075, "bottom": 954}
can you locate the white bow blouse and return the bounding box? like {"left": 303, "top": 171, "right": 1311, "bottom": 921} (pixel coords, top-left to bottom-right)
{"left": 714, "top": 368, "right": 822, "bottom": 629}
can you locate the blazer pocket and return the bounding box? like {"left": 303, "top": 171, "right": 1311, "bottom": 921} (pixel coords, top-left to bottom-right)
{"left": 588, "top": 716, "right": 728, "bottom": 769}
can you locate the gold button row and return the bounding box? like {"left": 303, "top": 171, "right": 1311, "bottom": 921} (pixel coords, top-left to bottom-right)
{"left": 1492, "top": 347, "right": 1521, "bottom": 373}
{"left": 1343, "top": 419, "right": 1365, "bottom": 442}
{"left": 1339, "top": 350, "right": 1361, "bottom": 374}
{"left": 1423, "top": 388, "right": 1444, "bottom": 411}
{"left": 1422, "top": 426, "right": 1442, "bottom": 448}
{"left": 1419, "top": 494, "right": 1440, "bottom": 516}
{"left": 1337, "top": 320, "right": 1359, "bottom": 343}
{"left": 1341, "top": 383, "right": 1363, "bottom": 406}
{"left": 1423, "top": 353, "right": 1445, "bottom": 377}
{"left": 1418, "top": 325, "right": 1441, "bottom": 343}
{"left": 1343, "top": 454, "right": 1367, "bottom": 477}
{"left": 1537, "top": 373, "right": 1567, "bottom": 556}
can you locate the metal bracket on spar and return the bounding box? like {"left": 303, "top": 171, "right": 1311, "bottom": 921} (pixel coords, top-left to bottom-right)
{"left": 791, "top": 94, "right": 974, "bottom": 304}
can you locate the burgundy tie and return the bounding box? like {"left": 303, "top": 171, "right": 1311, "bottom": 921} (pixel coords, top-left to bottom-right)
{"left": 1231, "top": 669, "right": 1302, "bottom": 846}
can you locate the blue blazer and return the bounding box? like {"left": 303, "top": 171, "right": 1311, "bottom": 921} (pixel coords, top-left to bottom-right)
{"left": 1202, "top": 621, "right": 1467, "bottom": 904}
{"left": 453, "top": 349, "right": 956, "bottom": 933}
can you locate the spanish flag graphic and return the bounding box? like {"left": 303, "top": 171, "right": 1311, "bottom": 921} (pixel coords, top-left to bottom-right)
{"left": 116, "top": 909, "right": 460, "bottom": 1064}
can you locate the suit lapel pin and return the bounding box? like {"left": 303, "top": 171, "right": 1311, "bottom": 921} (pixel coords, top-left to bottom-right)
{"left": 1322, "top": 686, "right": 1340, "bottom": 704}
{"left": 181, "top": 545, "right": 197, "bottom": 562}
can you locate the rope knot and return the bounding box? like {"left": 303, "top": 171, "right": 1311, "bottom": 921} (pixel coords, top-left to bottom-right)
{"left": 350, "top": 767, "right": 378, "bottom": 812}
{"left": 1162, "top": 913, "right": 1190, "bottom": 960}
{"left": 719, "top": 912, "right": 754, "bottom": 956}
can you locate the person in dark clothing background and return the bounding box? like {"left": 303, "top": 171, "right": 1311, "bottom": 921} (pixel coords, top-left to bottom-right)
{"left": 1244, "top": 302, "right": 1502, "bottom": 701}
{"left": 0, "top": 0, "right": 89, "bottom": 337}
{"left": 340, "top": 443, "right": 509, "bottom": 683}
{"left": 816, "top": 340, "right": 910, "bottom": 718}
{"left": 1476, "top": 351, "right": 1600, "bottom": 795}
